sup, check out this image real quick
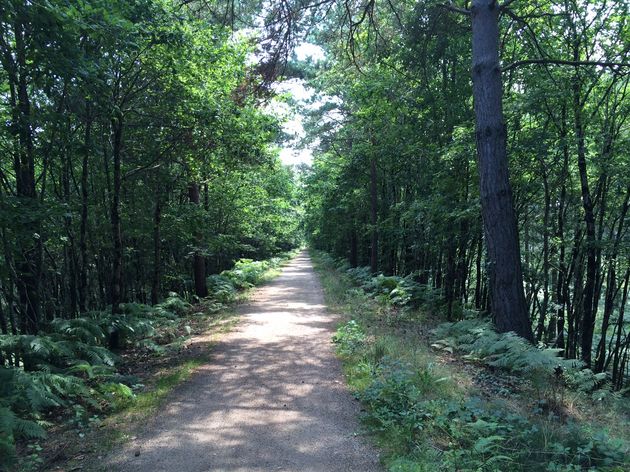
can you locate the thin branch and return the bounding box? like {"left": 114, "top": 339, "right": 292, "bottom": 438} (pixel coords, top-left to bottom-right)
{"left": 441, "top": 1, "right": 471, "bottom": 15}
{"left": 500, "top": 0, "right": 519, "bottom": 9}
{"left": 503, "top": 58, "right": 630, "bottom": 72}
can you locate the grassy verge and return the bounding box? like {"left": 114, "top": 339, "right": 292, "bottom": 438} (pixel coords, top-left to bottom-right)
{"left": 311, "top": 250, "right": 629, "bottom": 472}
{"left": 16, "top": 252, "right": 297, "bottom": 472}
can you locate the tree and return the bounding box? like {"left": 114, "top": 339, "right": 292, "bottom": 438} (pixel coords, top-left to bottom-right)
{"left": 468, "top": 0, "right": 533, "bottom": 340}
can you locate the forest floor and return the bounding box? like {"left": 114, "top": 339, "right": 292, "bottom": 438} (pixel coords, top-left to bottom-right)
{"left": 101, "top": 251, "right": 381, "bottom": 471}
{"left": 311, "top": 252, "right": 630, "bottom": 471}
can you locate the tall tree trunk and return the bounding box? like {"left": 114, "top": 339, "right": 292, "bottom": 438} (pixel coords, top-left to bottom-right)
{"left": 109, "top": 118, "right": 123, "bottom": 349}
{"left": 12, "top": 8, "right": 41, "bottom": 335}
{"left": 470, "top": 0, "right": 533, "bottom": 341}
{"left": 189, "top": 182, "right": 208, "bottom": 298}
{"left": 151, "top": 185, "right": 162, "bottom": 305}
{"left": 79, "top": 106, "right": 91, "bottom": 313}
{"left": 536, "top": 168, "right": 551, "bottom": 342}
{"left": 370, "top": 156, "right": 378, "bottom": 273}
{"left": 595, "top": 188, "right": 630, "bottom": 372}
{"left": 611, "top": 269, "right": 629, "bottom": 388}
{"left": 554, "top": 111, "right": 569, "bottom": 348}
{"left": 572, "top": 77, "right": 597, "bottom": 367}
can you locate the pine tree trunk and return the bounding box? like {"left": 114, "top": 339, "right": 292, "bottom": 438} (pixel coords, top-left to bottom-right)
{"left": 470, "top": 0, "right": 533, "bottom": 341}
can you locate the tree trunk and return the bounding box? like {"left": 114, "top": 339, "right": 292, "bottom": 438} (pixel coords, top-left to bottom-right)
{"left": 109, "top": 117, "right": 124, "bottom": 349}
{"left": 470, "top": 0, "right": 533, "bottom": 341}
{"left": 611, "top": 269, "right": 629, "bottom": 388}
{"left": 536, "top": 168, "right": 551, "bottom": 342}
{"left": 572, "top": 77, "right": 597, "bottom": 367}
{"left": 189, "top": 182, "right": 208, "bottom": 298}
{"left": 79, "top": 105, "right": 91, "bottom": 313}
{"left": 151, "top": 186, "right": 162, "bottom": 305}
{"left": 554, "top": 110, "right": 569, "bottom": 348}
{"left": 370, "top": 155, "right": 378, "bottom": 273}
{"left": 12, "top": 8, "right": 41, "bottom": 335}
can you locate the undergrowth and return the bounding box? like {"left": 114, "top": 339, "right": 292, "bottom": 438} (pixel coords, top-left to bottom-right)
{"left": 1, "top": 252, "right": 294, "bottom": 471}
{"left": 313, "top": 250, "right": 630, "bottom": 472}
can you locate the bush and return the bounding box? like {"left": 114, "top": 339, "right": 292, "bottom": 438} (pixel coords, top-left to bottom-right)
{"left": 157, "top": 293, "right": 191, "bottom": 316}
{"left": 206, "top": 274, "right": 238, "bottom": 303}
{"left": 332, "top": 320, "right": 366, "bottom": 357}
{"left": 431, "top": 319, "right": 580, "bottom": 379}
{"left": 222, "top": 259, "right": 272, "bottom": 288}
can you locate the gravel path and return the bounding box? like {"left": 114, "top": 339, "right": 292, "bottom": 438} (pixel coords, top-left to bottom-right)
{"left": 108, "top": 251, "right": 381, "bottom": 472}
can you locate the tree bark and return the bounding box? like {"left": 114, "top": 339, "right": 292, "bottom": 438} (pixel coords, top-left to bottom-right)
{"left": 11, "top": 7, "right": 41, "bottom": 335}
{"left": 369, "top": 155, "right": 378, "bottom": 273}
{"left": 79, "top": 106, "right": 91, "bottom": 313}
{"left": 189, "top": 182, "right": 208, "bottom": 298}
{"left": 151, "top": 185, "right": 162, "bottom": 305}
{"left": 109, "top": 117, "right": 124, "bottom": 349}
{"left": 572, "top": 76, "right": 597, "bottom": 367}
{"left": 470, "top": 0, "right": 533, "bottom": 341}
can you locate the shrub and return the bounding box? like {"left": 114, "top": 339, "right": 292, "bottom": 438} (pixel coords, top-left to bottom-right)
{"left": 332, "top": 320, "right": 366, "bottom": 357}
{"left": 431, "top": 319, "right": 580, "bottom": 379}
{"left": 157, "top": 293, "right": 191, "bottom": 316}
{"left": 206, "top": 274, "right": 238, "bottom": 303}
{"left": 222, "top": 259, "right": 271, "bottom": 288}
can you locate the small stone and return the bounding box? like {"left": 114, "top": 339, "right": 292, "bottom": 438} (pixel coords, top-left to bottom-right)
{"left": 134, "top": 450, "right": 141, "bottom": 457}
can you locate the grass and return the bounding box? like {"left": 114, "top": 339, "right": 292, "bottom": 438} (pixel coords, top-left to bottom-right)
{"left": 311, "top": 250, "right": 630, "bottom": 472}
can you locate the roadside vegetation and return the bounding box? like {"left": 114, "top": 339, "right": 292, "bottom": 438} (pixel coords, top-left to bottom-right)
{"left": 2, "top": 253, "right": 295, "bottom": 472}
{"left": 313, "top": 251, "right": 630, "bottom": 472}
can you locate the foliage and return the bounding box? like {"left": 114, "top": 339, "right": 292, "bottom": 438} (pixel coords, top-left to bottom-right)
{"left": 431, "top": 320, "right": 579, "bottom": 375}
{"left": 318, "top": 251, "right": 630, "bottom": 472}
{"left": 302, "top": 0, "right": 630, "bottom": 383}
{"left": 222, "top": 259, "right": 274, "bottom": 289}
{"left": 332, "top": 320, "right": 366, "bottom": 356}
{"left": 0, "top": 253, "right": 284, "bottom": 469}
{"left": 206, "top": 275, "right": 238, "bottom": 304}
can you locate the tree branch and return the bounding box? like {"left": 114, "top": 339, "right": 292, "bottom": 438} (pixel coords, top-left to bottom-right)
{"left": 500, "top": 0, "right": 519, "bottom": 9}
{"left": 503, "top": 58, "right": 630, "bottom": 72}
{"left": 440, "top": 1, "right": 470, "bottom": 15}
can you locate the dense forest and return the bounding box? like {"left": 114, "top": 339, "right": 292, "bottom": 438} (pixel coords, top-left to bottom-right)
{"left": 1, "top": 0, "right": 629, "bottom": 470}
{"left": 303, "top": 0, "right": 629, "bottom": 382}
{"left": 0, "top": 0, "right": 301, "bottom": 466}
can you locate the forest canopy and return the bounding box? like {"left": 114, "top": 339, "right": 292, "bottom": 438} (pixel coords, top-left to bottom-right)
{"left": 1, "top": 0, "right": 630, "bottom": 469}
{"left": 300, "top": 0, "right": 629, "bottom": 381}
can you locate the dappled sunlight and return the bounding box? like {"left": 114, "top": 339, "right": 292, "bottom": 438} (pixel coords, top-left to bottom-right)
{"left": 108, "top": 251, "right": 380, "bottom": 471}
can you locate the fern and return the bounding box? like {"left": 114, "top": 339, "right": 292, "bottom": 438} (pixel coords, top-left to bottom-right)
{"left": 432, "top": 320, "right": 580, "bottom": 379}
{"left": 50, "top": 318, "right": 106, "bottom": 344}
{"left": 206, "top": 274, "right": 237, "bottom": 303}
{"left": 158, "top": 293, "right": 191, "bottom": 316}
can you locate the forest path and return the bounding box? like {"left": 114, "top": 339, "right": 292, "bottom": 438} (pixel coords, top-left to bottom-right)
{"left": 108, "top": 251, "right": 381, "bottom": 472}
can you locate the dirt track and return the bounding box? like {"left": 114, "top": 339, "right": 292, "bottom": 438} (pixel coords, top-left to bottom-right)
{"left": 108, "top": 251, "right": 381, "bottom": 471}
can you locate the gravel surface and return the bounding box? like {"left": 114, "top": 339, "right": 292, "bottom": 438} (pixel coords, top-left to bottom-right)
{"left": 107, "top": 251, "right": 381, "bottom": 472}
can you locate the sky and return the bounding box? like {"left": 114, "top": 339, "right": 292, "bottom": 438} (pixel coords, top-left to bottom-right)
{"left": 273, "top": 43, "right": 326, "bottom": 167}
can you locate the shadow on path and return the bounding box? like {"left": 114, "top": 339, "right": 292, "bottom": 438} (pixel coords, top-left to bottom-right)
{"left": 107, "top": 251, "right": 381, "bottom": 472}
